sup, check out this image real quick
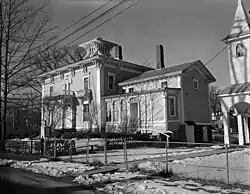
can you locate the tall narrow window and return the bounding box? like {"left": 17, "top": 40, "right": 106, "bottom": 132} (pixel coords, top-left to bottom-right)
{"left": 83, "top": 77, "right": 88, "bottom": 90}
{"left": 193, "top": 78, "right": 199, "bottom": 90}
{"left": 108, "top": 73, "right": 115, "bottom": 90}
{"left": 64, "top": 82, "right": 71, "bottom": 94}
{"left": 168, "top": 96, "right": 176, "bottom": 117}
{"left": 113, "top": 101, "right": 119, "bottom": 122}
{"left": 49, "top": 86, "right": 53, "bottom": 96}
{"left": 106, "top": 102, "right": 112, "bottom": 122}
{"left": 121, "top": 100, "right": 127, "bottom": 121}
{"left": 83, "top": 104, "right": 89, "bottom": 121}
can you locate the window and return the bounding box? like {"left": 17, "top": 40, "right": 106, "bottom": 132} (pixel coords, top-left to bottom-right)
{"left": 161, "top": 81, "right": 168, "bottom": 89}
{"left": 236, "top": 43, "right": 245, "bottom": 57}
{"left": 106, "top": 102, "right": 112, "bottom": 122}
{"left": 121, "top": 100, "right": 127, "bottom": 121}
{"left": 83, "top": 77, "right": 89, "bottom": 90}
{"left": 121, "top": 89, "right": 126, "bottom": 94}
{"left": 129, "top": 87, "right": 134, "bottom": 93}
{"left": 168, "top": 96, "right": 176, "bottom": 117}
{"left": 108, "top": 73, "right": 115, "bottom": 90}
{"left": 113, "top": 101, "right": 119, "bottom": 122}
{"left": 49, "top": 86, "right": 53, "bottom": 96}
{"left": 64, "top": 82, "right": 71, "bottom": 94}
{"left": 193, "top": 78, "right": 199, "bottom": 90}
{"left": 83, "top": 104, "right": 89, "bottom": 121}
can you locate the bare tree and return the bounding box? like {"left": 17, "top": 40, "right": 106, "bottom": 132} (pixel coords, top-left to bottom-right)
{"left": 1, "top": 0, "right": 52, "bottom": 140}
{"left": 209, "top": 85, "right": 222, "bottom": 120}
{"left": 43, "top": 100, "right": 74, "bottom": 137}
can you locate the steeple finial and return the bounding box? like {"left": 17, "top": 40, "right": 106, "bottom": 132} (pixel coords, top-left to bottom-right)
{"left": 238, "top": 0, "right": 243, "bottom": 5}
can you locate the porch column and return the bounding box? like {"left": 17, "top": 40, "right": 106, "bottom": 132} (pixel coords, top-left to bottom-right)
{"left": 163, "top": 91, "right": 168, "bottom": 131}
{"left": 119, "top": 100, "right": 122, "bottom": 123}
{"left": 222, "top": 112, "right": 230, "bottom": 145}
{"left": 237, "top": 115, "right": 244, "bottom": 146}
{"left": 94, "top": 60, "right": 103, "bottom": 129}
{"left": 138, "top": 97, "right": 141, "bottom": 128}
{"left": 243, "top": 116, "right": 250, "bottom": 144}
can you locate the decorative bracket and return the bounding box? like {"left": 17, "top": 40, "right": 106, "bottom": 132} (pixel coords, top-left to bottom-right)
{"left": 68, "top": 68, "right": 75, "bottom": 77}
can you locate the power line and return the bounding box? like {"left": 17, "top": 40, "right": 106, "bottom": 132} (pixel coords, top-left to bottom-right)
{"left": 22, "top": 0, "right": 131, "bottom": 64}
{"left": 42, "top": 0, "right": 115, "bottom": 47}
{"left": 64, "top": 0, "right": 141, "bottom": 47}
{"left": 50, "top": 0, "right": 129, "bottom": 48}
{"left": 205, "top": 24, "right": 249, "bottom": 66}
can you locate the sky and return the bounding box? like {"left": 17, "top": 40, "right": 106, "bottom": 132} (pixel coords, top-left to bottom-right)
{"left": 34, "top": 0, "right": 250, "bottom": 88}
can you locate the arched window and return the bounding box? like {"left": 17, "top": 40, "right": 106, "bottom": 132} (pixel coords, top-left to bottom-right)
{"left": 236, "top": 43, "right": 245, "bottom": 57}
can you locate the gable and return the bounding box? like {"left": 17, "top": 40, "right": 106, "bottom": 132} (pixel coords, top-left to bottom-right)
{"left": 183, "top": 61, "right": 216, "bottom": 83}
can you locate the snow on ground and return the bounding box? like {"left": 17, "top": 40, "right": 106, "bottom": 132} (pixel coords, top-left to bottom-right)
{"left": 11, "top": 160, "right": 96, "bottom": 177}
{"left": 74, "top": 171, "right": 147, "bottom": 185}
{"left": 98, "top": 178, "right": 250, "bottom": 194}
{"left": 0, "top": 158, "right": 15, "bottom": 166}
{"left": 169, "top": 148, "right": 250, "bottom": 185}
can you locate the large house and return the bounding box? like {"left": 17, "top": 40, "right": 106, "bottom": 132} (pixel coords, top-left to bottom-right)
{"left": 39, "top": 37, "right": 215, "bottom": 142}
{"left": 219, "top": 0, "right": 250, "bottom": 145}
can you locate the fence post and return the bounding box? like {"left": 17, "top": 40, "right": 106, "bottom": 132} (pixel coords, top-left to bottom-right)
{"left": 53, "top": 139, "right": 57, "bottom": 158}
{"left": 86, "top": 138, "right": 89, "bottom": 163}
{"left": 30, "top": 138, "right": 33, "bottom": 154}
{"left": 43, "top": 138, "right": 46, "bottom": 156}
{"left": 69, "top": 140, "right": 72, "bottom": 162}
{"left": 165, "top": 136, "right": 169, "bottom": 174}
{"left": 123, "top": 137, "right": 128, "bottom": 171}
{"left": 104, "top": 135, "right": 107, "bottom": 167}
{"left": 226, "top": 143, "right": 230, "bottom": 185}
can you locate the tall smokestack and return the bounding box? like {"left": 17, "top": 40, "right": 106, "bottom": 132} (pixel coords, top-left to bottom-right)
{"left": 115, "top": 45, "right": 123, "bottom": 60}
{"left": 156, "top": 45, "right": 164, "bottom": 69}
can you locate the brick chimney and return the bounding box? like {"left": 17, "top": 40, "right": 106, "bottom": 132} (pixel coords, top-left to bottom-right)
{"left": 156, "top": 45, "right": 165, "bottom": 69}
{"left": 114, "top": 45, "right": 123, "bottom": 60}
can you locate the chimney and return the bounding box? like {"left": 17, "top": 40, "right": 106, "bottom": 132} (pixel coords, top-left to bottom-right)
{"left": 156, "top": 45, "right": 164, "bottom": 69}
{"left": 115, "top": 45, "right": 123, "bottom": 60}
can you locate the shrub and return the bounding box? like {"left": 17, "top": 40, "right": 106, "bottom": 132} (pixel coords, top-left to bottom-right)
{"left": 89, "top": 159, "right": 104, "bottom": 167}
{"left": 156, "top": 168, "right": 174, "bottom": 178}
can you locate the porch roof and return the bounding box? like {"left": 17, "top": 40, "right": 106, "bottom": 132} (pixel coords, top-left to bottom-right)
{"left": 219, "top": 82, "right": 250, "bottom": 96}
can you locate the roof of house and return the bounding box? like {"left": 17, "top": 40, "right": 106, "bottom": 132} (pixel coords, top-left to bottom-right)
{"left": 219, "top": 82, "right": 250, "bottom": 95}
{"left": 119, "top": 60, "right": 216, "bottom": 86}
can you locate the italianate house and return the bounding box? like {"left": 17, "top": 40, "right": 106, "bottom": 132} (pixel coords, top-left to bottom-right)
{"left": 39, "top": 37, "right": 215, "bottom": 142}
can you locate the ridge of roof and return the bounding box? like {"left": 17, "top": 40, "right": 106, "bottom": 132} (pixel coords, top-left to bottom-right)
{"left": 119, "top": 60, "right": 200, "bottom": 85}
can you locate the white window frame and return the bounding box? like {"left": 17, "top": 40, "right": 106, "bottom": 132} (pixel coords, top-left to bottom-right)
{"left": 160, "top": 80, "right": 168, "bottom": 89}
{"left": 168, "top": 96, "right": 176, "bottom": 117}
{"left": 108, "top": 72, "right": 116, "bottom": 90}
{"left": 128, "top": 87, "right": 134, "bottom": 93}
{"left": 193, "top": 78, "right": 199, "bottom": 90}
{"left": 48, "top": 85, "right": 54, "bottom": 97}
{"left": 83, "top": 75, "right": 89, "bottom": 90}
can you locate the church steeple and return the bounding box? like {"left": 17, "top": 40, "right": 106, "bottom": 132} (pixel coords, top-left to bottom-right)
{"left": 229, "top": 0, "right": 250, "bottom": 38}
{"left": 223, "top": 0, "right": 250, "bottom": 84}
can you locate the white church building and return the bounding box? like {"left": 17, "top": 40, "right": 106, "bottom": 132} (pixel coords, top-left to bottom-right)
{"left": 219, "top": 0, "right": 250, "bottom": 145}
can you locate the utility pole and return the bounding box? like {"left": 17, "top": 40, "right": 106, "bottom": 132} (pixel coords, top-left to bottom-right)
{"left": 0, "top": 1, "right": 3, "bottom": 141}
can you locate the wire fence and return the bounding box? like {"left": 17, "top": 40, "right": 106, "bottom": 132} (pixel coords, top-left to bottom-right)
{"left": 2, "top": 137, "right": 250, "bottom": 185}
